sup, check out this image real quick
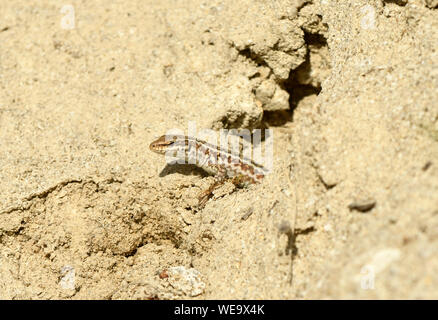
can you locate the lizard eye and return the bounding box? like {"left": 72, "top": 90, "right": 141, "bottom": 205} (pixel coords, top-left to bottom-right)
{"left": 163, "top": 135, "right": 181, "bottom": 145}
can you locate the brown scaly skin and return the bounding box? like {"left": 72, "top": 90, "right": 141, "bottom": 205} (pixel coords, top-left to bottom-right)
{"left": 149, "top": 134, "right": 266, "bottom": 208}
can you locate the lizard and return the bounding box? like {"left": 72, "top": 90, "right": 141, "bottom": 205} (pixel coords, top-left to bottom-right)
{"left": 149, "top": 134, "right": 267, "bottom": 207}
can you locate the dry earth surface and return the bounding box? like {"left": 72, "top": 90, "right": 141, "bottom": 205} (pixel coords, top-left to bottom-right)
{"left": 0, "top": 0, "right": 437, "bottom": 299}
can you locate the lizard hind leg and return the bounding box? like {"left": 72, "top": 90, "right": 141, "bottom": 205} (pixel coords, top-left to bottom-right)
{"left": 230, "top": 174, "right": 254, "bottom": 188}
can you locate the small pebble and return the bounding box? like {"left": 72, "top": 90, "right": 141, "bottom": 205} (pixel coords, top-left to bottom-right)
{"left": 348, "top": 199, "right": 376, "bottom": 212}
{"left": 241, "top": 207, "right": 254, "bottom": 220}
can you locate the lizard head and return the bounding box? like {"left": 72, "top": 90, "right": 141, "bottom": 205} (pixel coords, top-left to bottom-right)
{"left": 149, "top": 134, "right": 182, "bottom": 154}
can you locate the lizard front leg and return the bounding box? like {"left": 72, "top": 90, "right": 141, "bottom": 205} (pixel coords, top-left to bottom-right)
{"left": 197, "top": 173, "right": 254, "bottom": 208}
{"left": 197, "top": 165, "right": 227, "bottom": 208}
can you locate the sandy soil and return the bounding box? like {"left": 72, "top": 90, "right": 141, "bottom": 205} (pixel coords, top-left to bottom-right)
{"left": 0, "top": 0, "right": 437, "bottom": 299}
